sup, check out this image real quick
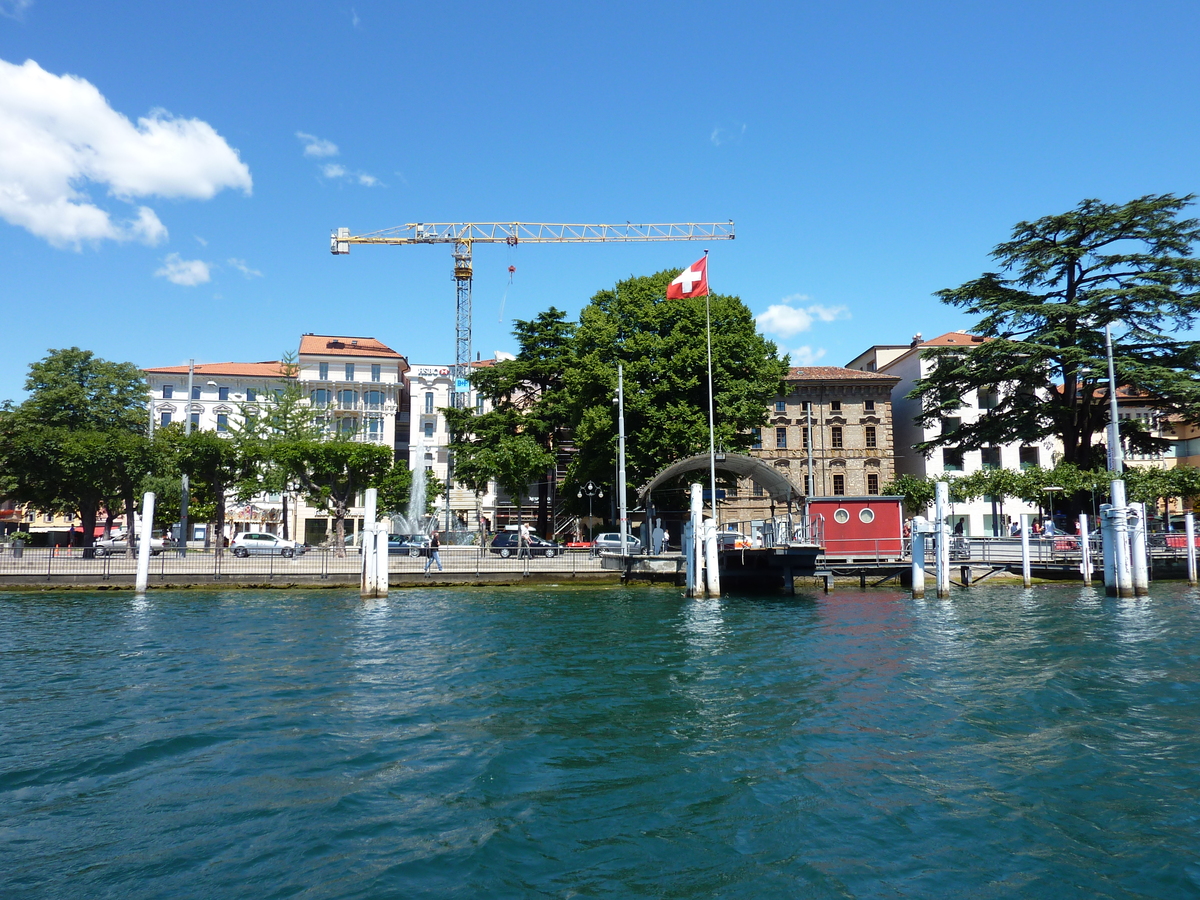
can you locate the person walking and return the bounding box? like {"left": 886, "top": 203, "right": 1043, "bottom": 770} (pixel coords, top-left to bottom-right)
{"left": 424, "top": 530, "right": 442, "bottom": 573}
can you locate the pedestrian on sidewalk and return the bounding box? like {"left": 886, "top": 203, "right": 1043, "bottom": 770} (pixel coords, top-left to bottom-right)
{"left": 424, "top": 530, "right": 442, "bottom": 573}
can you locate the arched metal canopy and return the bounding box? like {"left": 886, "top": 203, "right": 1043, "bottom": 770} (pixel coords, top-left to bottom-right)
{"left": 638, "top": 453, "right": 796, "bottom": 502}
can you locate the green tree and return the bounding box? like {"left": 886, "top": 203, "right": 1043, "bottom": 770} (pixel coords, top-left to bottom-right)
{"left": 175, "top": 429, "right": 264, "bottom": 557}
{"left": 452, "top": 432, "right": 555, "bottom": 548}
{"left": 914, "top": 195, "right": 1200, "bottom": 471}
{"left": 0, "top": 349, "right": 152, "bottom": 546}
{"left": 273, "top": 439, "right": 392, "bottom": 556}
{"left": 446, "top": 307, "right": 577, "bottom": 535}
{"left": 569, "top": 271, "right": 786, "bottom": 501}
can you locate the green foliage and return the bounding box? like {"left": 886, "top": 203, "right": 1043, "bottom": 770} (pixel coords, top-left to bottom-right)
{"left": 914, "top": 195, "right": 1200, "bottom": 467}
{"left": 272, "top": 438, "right": 392, "bottom": 555}
{"left": 0, "top": 349, "right": 154, "bottom": 545}
{"left": 375, "top": 460, "right": 413, "bottom": 516}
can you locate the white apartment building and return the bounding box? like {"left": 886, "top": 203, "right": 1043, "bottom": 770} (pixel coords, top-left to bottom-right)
{"left": 846, "top": 331, "right": 1042, "bottom": 535}
{"left": 144, "top": 334, "right": 410, "bottom": 546}
{"left": 407, "top": 360, "right": 500, "bottom": 532}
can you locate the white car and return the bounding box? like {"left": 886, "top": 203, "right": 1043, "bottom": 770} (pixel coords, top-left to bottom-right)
{"left": 230, "top": 532, "right": 304, "bottom": 558}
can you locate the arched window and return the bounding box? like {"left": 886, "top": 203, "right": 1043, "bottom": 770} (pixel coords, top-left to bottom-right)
{"left": 424, "top": 391, "right": 435, "bottom": 414}
{"left": 310, "top": 389, "right": 332, "bottom": 406}
{"left": 337, "top": 390, "right": 358, "bottom": 408}
{"left": 363, "top": 390, "right": 384, "bottom": 409}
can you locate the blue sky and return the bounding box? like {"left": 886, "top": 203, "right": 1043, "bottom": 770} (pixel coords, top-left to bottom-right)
{"left": 1, "top": 0, "right": 1197, "bottom": 402}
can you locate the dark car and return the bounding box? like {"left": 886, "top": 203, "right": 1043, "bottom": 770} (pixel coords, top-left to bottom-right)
{"left": 489, "top": 531, "right": 560, "bottom": 558}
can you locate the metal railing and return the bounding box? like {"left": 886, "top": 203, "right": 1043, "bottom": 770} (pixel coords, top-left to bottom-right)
{"left": 0, "top": 544, "right": 611, "bottom": 581}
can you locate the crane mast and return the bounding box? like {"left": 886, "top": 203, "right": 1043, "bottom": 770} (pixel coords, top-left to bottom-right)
{"left": 331, "top": 221, "right": 735, "bottom": 405}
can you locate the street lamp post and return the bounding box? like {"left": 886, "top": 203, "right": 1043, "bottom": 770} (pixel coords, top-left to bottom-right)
{"left": 578, "top": 481, "right": 603, "bottom": 543}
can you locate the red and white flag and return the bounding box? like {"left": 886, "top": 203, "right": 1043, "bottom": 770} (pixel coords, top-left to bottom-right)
{"left": 666, "top": 255, "right": 708, "bottom": 299}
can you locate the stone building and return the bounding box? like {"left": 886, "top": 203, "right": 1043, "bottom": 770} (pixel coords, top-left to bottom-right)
{"left": 723, "top": 366, "right": 900, "bottom": 527}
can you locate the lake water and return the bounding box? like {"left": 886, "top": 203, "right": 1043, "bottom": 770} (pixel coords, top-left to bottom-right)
{"left": 2, "top": 583, "right": 1199, "bottom": 899}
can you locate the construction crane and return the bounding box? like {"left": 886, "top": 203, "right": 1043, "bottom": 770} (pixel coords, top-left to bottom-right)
{"left": 330, "top": 221, "right": 736, "bottom": 404}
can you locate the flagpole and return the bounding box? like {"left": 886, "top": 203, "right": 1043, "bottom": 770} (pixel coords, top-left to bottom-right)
{"left": 704, "top": 250, "right": 718, "bottom": 532}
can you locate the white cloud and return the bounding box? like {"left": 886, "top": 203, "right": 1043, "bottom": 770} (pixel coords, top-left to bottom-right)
{"left": 790, "top": 346, "right": 827, "bottom": 367}
{"left": 756, "top": 295, "right": 849, "bottom": 338}
{"left": 321, "top": 163, "right": 347, "bottom": 178}
{"left": 227, "top": 257, "right": 262, "bottom": 278}
{"left": 194, "top": 234, "right": 207, "bottom": 246}
{"left": 357, "top": 172, "right": 378, "bottom": 187}
{"left": 318, "top": 161, "right": 381, "bottom": 187}
{"left": 296, "top": 131, "right": 338, "bottom": 158}
{"left": 710, "top": 123, "right": 746, "bottom": 146}
{"left": 0, "top": 1, "right": 33, "bottom": 21}
{"left": 0, "top": 58, "right": 251, "bottom": 248}
{"left": 155, "top": 253, "right": 210, "bottom": 286}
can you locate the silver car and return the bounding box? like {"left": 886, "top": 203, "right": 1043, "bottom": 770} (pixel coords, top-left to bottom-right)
{"left": 592, "top": 532, "right": 643, "bottom": 554}
{"left": 93, "top": 533, "right": 173, "bottom": 556}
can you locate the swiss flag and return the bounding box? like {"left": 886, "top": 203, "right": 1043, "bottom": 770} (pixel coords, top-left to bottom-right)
{"left": 666, "top": 255, "right": 708, "bottom": 299}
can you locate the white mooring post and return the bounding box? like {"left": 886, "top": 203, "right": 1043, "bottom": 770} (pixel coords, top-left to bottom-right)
{"left": 704, "top": 518, "right": 721, "bottom": 598}
{"left": 689, "top": 483, "right": 704, "bottom": 598}
{"left": 1078, "top": 513, "right": 1093, "bottom": 586}
{"left": 934, "top": 482, "right": 950, "bottom": 598}
{"left": 1129, "top": 502, "right": 1149, "bottom": 598}
{"left": 361, "top": 488, "right": 379, "bottom": 598}
{"left": 1110, "top": 479, "right": 1134, "bottom": 598}
{"left": 375, "top": 519, "right": 389, "bottom": 597}
{"left": 1186, "top": 512, "right": 1197, "bottom": 587}
{"left": 1020, "top": 514, "right": 1032, "bottom": 588}
{"left": 135, "top": 491, "right": 155, "bottom": 594}
{"left": 684, "top": 520, "right": 695, "bottom": 596}
{"left": 910, "top": 516, "right": 928, "bottom": 599}
{"left": 1100, "top": 504, "right": 1116, "bottom": 595}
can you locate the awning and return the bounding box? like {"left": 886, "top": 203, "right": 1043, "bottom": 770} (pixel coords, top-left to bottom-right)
{"left": 638, "top": 453, "right": 797, "bottom": 503}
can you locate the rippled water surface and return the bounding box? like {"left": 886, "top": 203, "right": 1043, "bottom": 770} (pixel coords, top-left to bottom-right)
{"left": 2, "top": 583, "right": 1200, "bottom": 899}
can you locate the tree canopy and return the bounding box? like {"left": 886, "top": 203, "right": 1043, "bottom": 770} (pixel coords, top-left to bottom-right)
{"left": 447, "top": 272, "right": 786, "bottom": 529}
{"left": 913, "top": 194, "right": 1200, "bottom": 468}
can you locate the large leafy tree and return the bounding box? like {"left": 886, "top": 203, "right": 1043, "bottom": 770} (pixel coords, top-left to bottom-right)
{"left": 569, "top": 271, "right": 787, "bottom": 495}
{"left": 914, "top": 195, "right": 1200, "bottom": 469}
{"left": 272, "top": 439, "right": 392, "bottom": 555}
{"left": 446, "top": 307, "right": 576, "bottom": 535}
{"left": 0, "top": 348, "right": 152, "bottom": 546}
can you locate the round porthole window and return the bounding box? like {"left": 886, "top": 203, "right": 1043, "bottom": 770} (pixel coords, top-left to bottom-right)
{"left": 859, "top": 508, "right": 875, "bottom": 524}
{"left": 833, "top": 508, "right": 850, "bottom": 524}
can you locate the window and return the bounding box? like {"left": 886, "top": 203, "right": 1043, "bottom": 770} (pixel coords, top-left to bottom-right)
{"left": 310, "top": 389, "right": 332, "bottom": 406}
{"left": 190, "top": 412, "right": 200, "bottom": 428}
{"left": 978, "top": 386, "right": 1001, "bottom": 410}
{"left": 476, "top": 394, "right": 485, "bottom": 413}
{"left": 943, "top": 449, "right": 964, "bottom": 471}
{"left": 833, "top": 474, "right": 845, "bottom": 495}
{"left": 775, "top": 400, "right": 787, "bottom": 413}
{"left": 751, "top": 427, "right": 762, "bottom": 449}
{"left": 367, "top": 417, "right": 383, "bottom": 438}
{"left": 864, "top": 399, "right": 875, "bottom": 413}
{"left": 364, "top": 390, "right": 384, "bottom": 409}
{"left": 345, "top": 363, "right": 355, "bottom": 381}
{"left": 865, "top": 425, "right": 877, "bottom": 448}
{"left": 337, "top": 389, "right": 358, "bottom": 408}
{"left": 803, "top": 474, "right": 811, "bottom": 495}
{"left": 981, "top": 446, "right": 1001, "bottom": 469}
{"left": 752, "top": 481, "right": 764, "bottom": 497}
{"left": 191, "top": 385, "right": 201, "bottom": 400}
{"left": 867, "top": 473, "right": 880, "bottom": 494}
{"left": 424, "top": 420, "right": 435, "bottom": 438}
{"left": 216, "top": 413, "right": 229, "bottom": 432}
{"left": 831, "top": 426, "right": 843, "bottom": 448}
{"left": 246, "top": 388, "right": 256, "bottom": 402}
{"left": 802, "top": 425, "right": 809, "bottom": 448}
{"left": 942, "top": 416, "right": 962, "bottom": 435}
{"left": 319, "top": 362, "right": 329, "bottom": 380}
{"left": 1019, "top": 446, "right": 1039, "bottom": 470}
{"left": 338, "top": 417, "right": 358, "bottom": 434}
{"left": 775, "top": 426, "right": 787, "bottom": 449}
{"left": 424, "top": 391, "right": 435, "bottom": 414}
{"left": 830, "top": 400, "right": 841, "bottom": 413}
{"left": 802, "top": 401, "right": 812, "bottom": 413}
{"left": 218, "top": 386, "right": 229, "bottom": 401}
{"left": 162, "top": 385, "right": 173, "bottom": 399}
{"left": 371, "top": 364, "right": 381, "bottom": 382}
{"left": 160, "top": 411, "right": 171, "bottom": 427}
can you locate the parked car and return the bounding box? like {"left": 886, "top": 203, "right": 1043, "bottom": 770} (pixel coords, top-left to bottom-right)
{"left": 387, "top": 533, "right": 432, "bottom": 556}
{"left": 489, "top": 531, "right": 561, "bottom": 558}
{"left": 230, "top": 532, "right": 305, "bottom": 558}
{"left": 93, "top": 532, "right": 173, "bottom": 556}
{"left": 592, "top": 532, "right": 644, "bottom": 554}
